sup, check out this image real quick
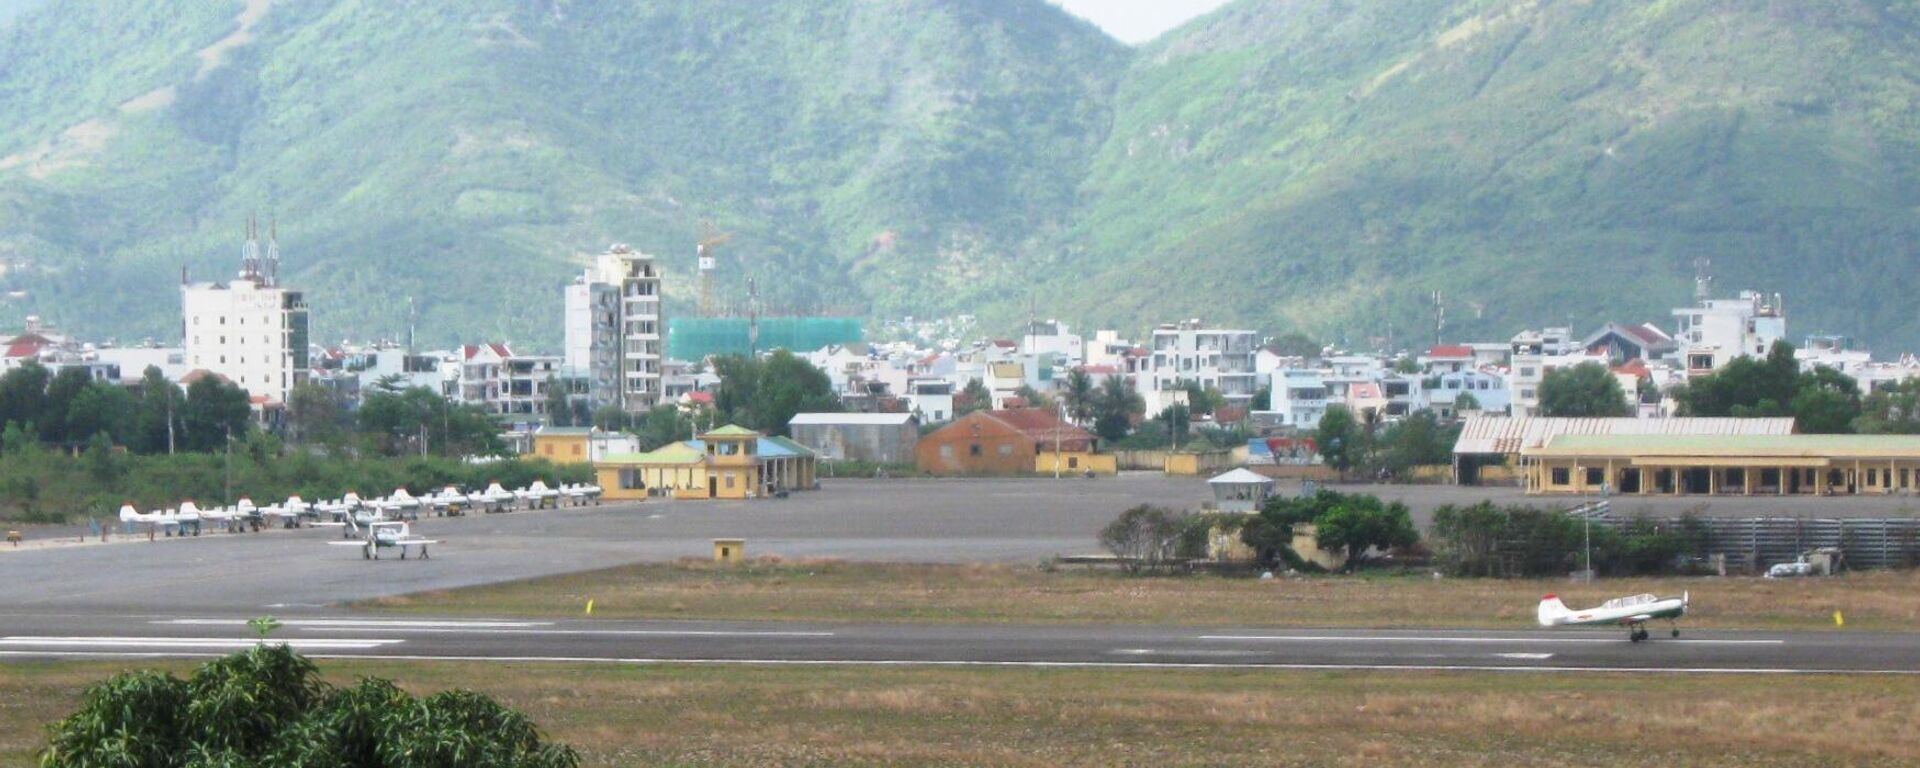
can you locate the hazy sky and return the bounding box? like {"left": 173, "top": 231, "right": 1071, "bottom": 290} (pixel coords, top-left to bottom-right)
{"left": 1048, "top": 0, "right": 1234, "bottom": 44}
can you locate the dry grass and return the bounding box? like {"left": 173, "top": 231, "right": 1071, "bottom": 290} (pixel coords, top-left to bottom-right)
{"left": 3, "top": 659, "right": 1917, "bottom": 767}
{"left": 362, "top": 558, "right": 1920, "bottom": 631}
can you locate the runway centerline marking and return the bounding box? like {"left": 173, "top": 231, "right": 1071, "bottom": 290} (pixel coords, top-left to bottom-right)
{"left": 1496, "top": 653, "right": 1555, "bottom": 660}
{"left": 296, "top": 627, "right": 836, "bottom": 638}
{"left": 2, "top": 636, "right": 403, "bottom": 651}
{"left": 156, "top": 618, "right": 552, "bottom": 629}
{"left": 1199, "top": 635, "right": 1784, "bottom": 646}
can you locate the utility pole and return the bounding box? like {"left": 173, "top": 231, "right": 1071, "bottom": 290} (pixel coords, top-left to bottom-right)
{"left": 223, "top": 427, "right": 232, "bottom": 505}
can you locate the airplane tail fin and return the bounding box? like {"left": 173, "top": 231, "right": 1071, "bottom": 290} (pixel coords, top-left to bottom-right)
{"left": 1537, "top": 594, "right": 1571, "bottom": 627}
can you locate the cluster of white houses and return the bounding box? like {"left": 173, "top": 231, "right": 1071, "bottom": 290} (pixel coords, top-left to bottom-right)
{"left": 11, "top": 227, "right": 1920, "bottom": 487}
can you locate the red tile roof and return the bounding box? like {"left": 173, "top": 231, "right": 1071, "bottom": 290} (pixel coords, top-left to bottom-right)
{"left": 983, "top": 408, "right": 1095, "bottom": 444}
{"left": 1427, "top": 344, "right": 1474, "bottom": 358}
{"left": 4, "top": 339, "right": 43, "bottom": 359}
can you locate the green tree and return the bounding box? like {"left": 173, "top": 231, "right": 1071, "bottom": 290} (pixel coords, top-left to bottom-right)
{"left": 1240, "top": 490, "right": 1343, "bottom": 569}
{"left": 40, "top": 366, "right": 93, "bottom": 445}
{"left": 1091, "top": 374, "right": 1142, "bottom": 443}
{"left": 182, "top": 376, "right": 253, "bottom": 452}
{"left": 1377, "top": 410, "right": 1456, "bottom": 478}
{"left": 1180, "top": 381, "right": 1225, "bottom": 416}
{"left": 1157, "top": 402, "right": 1192, "bottom": 446}
{"left": 82, "top": 432, "right": 120, "bottom": 486}
{"left": 133, "top": 366, "right": 185, "bottom": 455}
{"left": 956, "top": 378, "right": 991, "bottom": 416}
{"left": 592, "top": 404, "right": 632, "bottom": 432}
{"left": 1856, "top": 378, "right": 1920, "bottom": 434}
{"left": 710, "top": 350, "right": 840, "bottom": 435}
{"left": 1267, "top": 332, "right": 1322, "bottom": 360}
{"left": 1098, "top": 504, "right": 1187, "bottom": 573}
{"left": 40, "top": 644, "right": 579, "bottom": 767}
{"left": 65, "top": 381, "right": 136, "bottom": 446}
{"left": 544, "top": 376, "right": 571, "bottom": 427}
{"left": 638, "top": 404, "right": 700, "bottom": 450}
{"left": 286, "top": 383, "right": 350, "bottom": 447}
{"left": 1315, "top": 405, "right": 1361, "bottom": 475}
{"left": 1675, "top": 341, "right": 1801, "bottom": 417}
{"left": 1061, "top": 367, "right": 1097, "bottom": 425}
{"left": 0, "top": 361, "right": 50, "bottom": 437}
{"left": 1312, "top": 495, "right": 1418, "bottom": 570}
{"left": 1792, "top": 366, "right": 1861, "bottom": 434}
{"left": 1538, "top": 362, "right": 1630, "bottom": 417}
{"left": 1453, "top": 391, "right": 1481, "bottom": 413}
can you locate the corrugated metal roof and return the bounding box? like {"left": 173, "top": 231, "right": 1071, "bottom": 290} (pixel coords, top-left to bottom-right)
{"left": 1527, "top": 434, "right": 1920, "bottom": 459}
{"left": 789, "top": 413, "right": 915, "bottom": 426}
{"left": 1452, "top": 415, "right": 1796, "bottom": 455}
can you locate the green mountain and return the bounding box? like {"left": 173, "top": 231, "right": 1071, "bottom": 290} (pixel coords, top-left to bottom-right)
{"left": 1058, "top": 0, "right": 1920, "bottom": 350}
{"left": 5, "top": 0, "right": 1920, "bottom": 353}
{"left": 0, "top": 0, "right": 1124, "bottom": 347}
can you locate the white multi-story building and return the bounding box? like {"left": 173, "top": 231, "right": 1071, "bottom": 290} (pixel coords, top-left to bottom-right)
{"left": 1673, "top": 291, "right": 1785, "bottom": 375}
{"left": 565, "top": 244, "right": 663, "bottom": 414}
{"left": 459, "top": 343, "right": 560, "bottom": 424}
{"left": 564, "top": 262, "right": 622, "bottom": 410}
{"left": 1269, "top": 369, "right": 1330, "bottom": 430}
{"left": 180, "top": 221, "right": 309, "bottom": 404}
{"left": 1140, "top": 321, "right": 1258, "bottom": 412}
{"left": 1507, "top": 350, "right": 1613, "bottom": 417}
{"left": 1020, "top": 320, "right": 1084, "bottom": 365}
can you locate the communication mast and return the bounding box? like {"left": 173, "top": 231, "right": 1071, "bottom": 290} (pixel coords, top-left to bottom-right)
{"left": 697, "top": 220, "right": 733, "bottom": 317}
{"left": 1693, "top": 257, "right": 1713, "bottom": 305}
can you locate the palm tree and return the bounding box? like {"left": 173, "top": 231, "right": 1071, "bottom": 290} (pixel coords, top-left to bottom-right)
{"left": 1091, "top": 374, "right": 1143, "bottom": 443}
{"left": 1061, "top": 368, "right": 1096, "bottom": 425}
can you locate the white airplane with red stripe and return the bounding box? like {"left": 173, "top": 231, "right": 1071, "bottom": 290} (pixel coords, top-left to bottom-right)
{"left": 1538, "top": 592, "right": 1689, "bottom": 642}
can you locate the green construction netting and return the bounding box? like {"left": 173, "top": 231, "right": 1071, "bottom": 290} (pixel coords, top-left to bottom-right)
{"left": 668, "top": 317, "right": 865, "bottom": 360}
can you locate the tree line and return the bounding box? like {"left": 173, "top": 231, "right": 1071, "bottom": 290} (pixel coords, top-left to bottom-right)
{"left": 0, "top": 362, "right": 249, "bottom": 455}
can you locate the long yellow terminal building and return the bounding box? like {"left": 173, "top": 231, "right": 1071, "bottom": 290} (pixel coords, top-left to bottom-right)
{"left": 1521, "top": 434, "right": 1920, "bottom": 496}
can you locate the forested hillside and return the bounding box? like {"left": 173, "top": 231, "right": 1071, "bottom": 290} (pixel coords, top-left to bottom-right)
{"left": 4, "top": 0, "right": 1920, "bottom": 351}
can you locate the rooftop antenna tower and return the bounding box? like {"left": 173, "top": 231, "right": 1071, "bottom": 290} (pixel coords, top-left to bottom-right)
{"left": 265, "top": 216, "right": 281, "bottom": 287}
{"left": 240, "top": 215, "right": 261, "bottom": 280}
{"left": 1432, "top": 289, "right": 1445, "bottom": 346}
{"left": 1693, "top": 257, "right": 1713, "bottom": 305}
{"left": 697, "top": 220, "right": 732, "bottom": 317}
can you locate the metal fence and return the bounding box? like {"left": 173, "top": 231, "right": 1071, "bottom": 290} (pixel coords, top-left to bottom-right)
{"left": 1567, "top": 502, "right": 1920, "bottom": 572}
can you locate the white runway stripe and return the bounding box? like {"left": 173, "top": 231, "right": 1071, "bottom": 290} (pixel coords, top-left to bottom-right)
{"left": 157, "top": 618, "right": 551, "bottom": 629}
{"left": 296, "top": 627, "right": 835, "bottom": 638}
{"left": 2, "top": 636, "right": 404, "bottom": 650}
{"left": 1199, "top": 635, "right": 1784, "bottom": 645}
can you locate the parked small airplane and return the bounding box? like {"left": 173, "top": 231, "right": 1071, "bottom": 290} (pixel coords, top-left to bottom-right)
{"left": 422, "top": 486, "right": 468, "bottom": 516}
{"left": 560, "top": 482, "right": 603, "bottom": 506}
{"left": 516, "top": 480, "right": 561, "bottom": 509}
{"left": 327, "top": 519, "right": 441, "bottom": 560}
{"left": 1538, "top": 592, "right": 1689, "bottom": 642}
{"left": 380, "top": 488, "right": 422, "bottom": 519}
{"left": 467, "top": 482, "right": 516, "bottom": 513}
{"left": 118, "top": 504, "right": 171, "bottom": 536}
{"left": 258, "top": 495, "right": 313, "bottom": 528}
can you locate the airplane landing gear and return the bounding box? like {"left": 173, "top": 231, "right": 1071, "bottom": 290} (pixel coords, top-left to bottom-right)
{"left": 1671, "top": 627, "right": 1681, "bottom": 638}
{"left": 362, "top": 544, "right": 372, "bottom": 560}
{"left": 1629, "top": 626, "right": 1650, "bottom": 642}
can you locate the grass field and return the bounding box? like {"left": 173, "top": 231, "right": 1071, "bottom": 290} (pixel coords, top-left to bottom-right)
{"left": 361, "top": 559, "right": 1920, "bottom": 631}
{"left": 3, "top": 659, "right": 1917, "bottom": 767}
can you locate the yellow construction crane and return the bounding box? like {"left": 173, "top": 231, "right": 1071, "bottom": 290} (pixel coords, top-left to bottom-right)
{"left": 697, "top": 220, "right": 733, "bottom": 317}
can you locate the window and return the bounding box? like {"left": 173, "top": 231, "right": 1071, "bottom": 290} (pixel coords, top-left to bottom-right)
{"left": 1068, "top": 457, "right": 1079, "bottom": 469}
{"left": 1586, "top": 468, "right": 1604, "bottom": 487}
{"left": 997, "top": 445, "right": 1013, "bottom": 457}
{"left": 1519, "top": 367, "right": 1536, "bottom": 378}
{"left": 940, "top": 445, "right": 955, "bottom": 459}
{"left": 724, "top": 473, "right": 735, "bottom": 489}
{"left": 1551, "top": 468, "right": 1571, "bottom": 486}
{"left": 969, "top": 444, "right": 982, "bottom": 457}
{"left": 572, "top": 445, "right": 582, "bottom": 456}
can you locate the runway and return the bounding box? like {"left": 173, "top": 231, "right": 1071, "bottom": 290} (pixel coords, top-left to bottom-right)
{"left": 2, "top": 612, "right": 1917, "bottom": 673}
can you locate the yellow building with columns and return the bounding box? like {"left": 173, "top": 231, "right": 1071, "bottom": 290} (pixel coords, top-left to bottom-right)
{"left": 1521, "top": 435, "right": 1920, "bottom": 496}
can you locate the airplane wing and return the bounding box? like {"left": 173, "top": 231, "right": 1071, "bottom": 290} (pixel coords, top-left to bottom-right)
{"left": 1624, "top": 613, "right": 1656, "bottom": 624}
{"left": 326, "top": 541, "right": 370, "bottom": 547}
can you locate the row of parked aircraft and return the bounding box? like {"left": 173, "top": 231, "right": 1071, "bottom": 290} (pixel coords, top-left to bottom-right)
{"left": 115, "top": 481, "right": 603, "bottom": 540}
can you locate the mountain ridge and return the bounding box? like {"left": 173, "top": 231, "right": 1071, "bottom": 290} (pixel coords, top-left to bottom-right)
{"left": 4, "top": 0, "right": 1920, "bottom": 352}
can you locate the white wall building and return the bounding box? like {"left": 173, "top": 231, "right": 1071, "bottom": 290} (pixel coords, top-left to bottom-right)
{"left": 1673, "top": 290, "right": 1786, "bottom": 375}
{"left": 180, "top": 221, "right": 309, "bottom": 404}
{"left": 1140, "top": 321, "right": 1258, "bottom": 412}
{"left": 603, "top": 245, "right": 664, "bottom": 413}
{"left": 1507, "top": 350, "right": 1613, "bottom": 417}
{"left": 1020, "top": 319, "right": 1084, "bottom": 365}
{"left": 1269, "top": 369, "right": 1330, "bottom": 430}
{"left": 563, "top": 262, "right": 622, "bottom": 410}
{"left": 459, "top": 343, "right": 560, "bottom": 424}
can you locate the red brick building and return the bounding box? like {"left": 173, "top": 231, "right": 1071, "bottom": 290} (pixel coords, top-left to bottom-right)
{"left": 916, "top": 409, "right": 1096, "bottom": 475}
